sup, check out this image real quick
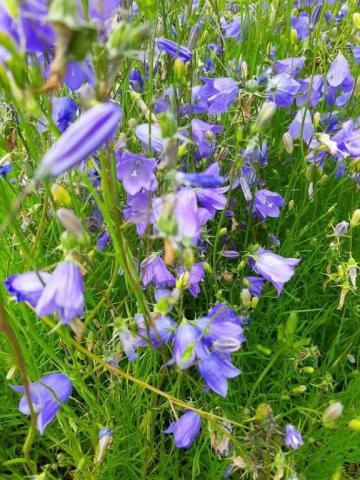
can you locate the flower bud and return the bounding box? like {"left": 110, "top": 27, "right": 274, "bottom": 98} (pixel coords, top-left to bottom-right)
{"left": 353, "top": 12, "right": 360, "bottom": 29}
{"left": 51, "top": 183, "right": 71, "bottom": 206}
{"left": 301, "top": 366, "right": 314, "bottom": 374}
{"left": 334, "top": 220, "right": 349, "bottom": 237}
{"left": 95, "top": 427, "right": 113, "bottom": 463}
{"left": 251, "top": 296, "right": 259, "bottom": 309}
{"left": 314, "top": 111, "right": 321, "bottom": 128}
{"left": 213, "top": 336, "right": 241, "bottom": 353}
{"left": 292, "top": 385, "right": 307, "bottom": 394}
{"left": 282, "top": 132, "right": 294, "bottom": 154}
{"left": 322, "top": 402, "right": 343, "bottom": 425}
{"left": 350, "top": 209, "right": 360, "bottom": 227}
{"left": 348, "top": 419, "right": 360, "bottom": 431}
{"left": 57, "top": 208, "right": 87, "bottom": 242}
{"left": 288, "top": 199, "right": 295, "bottom": 211}
{"left": 290, "top": 28, "right": 297, "bottom": 45}
{"left": 173, "top": 58, "right": 186, "bottom": 79}
{"left": 36, "top": 103, "right": 121, "bottom": 179}
{"left": 240, "top": 288, "right": 251, "bottom": 307}
{"left": 218, "top": 227, "right": 227, "bottom": 237}
{"left": 176, "top": 271, "right": 190, "bottom": 289}
{"left": 255, "top": 101, "right": 277, "bottom": 130}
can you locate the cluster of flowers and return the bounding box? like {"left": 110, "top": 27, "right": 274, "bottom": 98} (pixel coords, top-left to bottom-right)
{"left": 1, "top": 0, "right": 357, "bottom": 466}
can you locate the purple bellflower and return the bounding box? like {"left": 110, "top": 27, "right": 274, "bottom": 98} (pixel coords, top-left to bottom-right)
{"left": 197, "top": 354, "right": 241, "bottom": 397}
{"left": 173, "top": 323, "right": 204, "bottom": 369}
{"left": 197, "top": 77, "right": 238, "bottom": 114}
{"left": 123, "top": 191, "right": 154, "bottom": 235}
{"left": 250, "top": 248, "right": 301, "bottom": 295}
{"left": 11, "top": 372, "right": 72, "bottom": 435}
{"left": 36, "top": 261, "right": 84, "bottom": 324}
{"left": 135, "top": 313, "right": 176, "bottom": 348}
{"left": 4, "top": 271, "right": 51, "bottom": 307}
{"left": 326, "top": 54, "right": 354, "bottom": 107}
{"left": 62, "top": 60, "right": 95, "bottom": 91}
{"left": 191, "top": 162, "right": 228, "bottom": 218}
{"left": 52, "top": 97, "right": 77, "bottom": 132}
{"left": 164, "top": 410, "right": 201, "bottom": 449}
{"left": 191, "top": 119, "right": 223, "bottom": 158}
{"left": 88, "top": 0, "right": 120, "bottom": 21}
{"left": 116, "top": 151, "right": 157, "bottom": 195}
{"left": 285, "top": 424, "right": 304, "bottom": 450}
{"left": 291, "top": 12, "right": 310, "bottom": 40}
{"left": 135, "top": 124, "right": 164, "bottom": 153}
{"left": 253, "top": 189, "right": 284, "bottom": 220}
{"left": 173, "top": 188, "right": 211, "bottom": 242}
{"left": 140, "top": 254, "right": 175, "bottom": 288}
{"left": 243, "top": 276, "right": 265, "bottom": 298}
{"left": 177, "top": 263, "right": 205, "bottom": 297}
{"left": 334, "top": 220, "right": 349, "bottom": 237}
{"left": 157, "top": 37, "right": 193, "bottom": 62}
{"left": 297, "top": 74, "right": 323, "bottom": 108}
{"left": 267, "top": 74, "right": 300, "bottom": 107}
{"left": 36, "top": 102, "right": 121, "bottom": 179}
{"left": 288, "top": 108, "right": 314, "bottom": 145}
{"left": 129, "top": 68, "right": 144, "bottom": 92}
{"left": 0, "top": 162, "right": 12, "bottom": 177}
{"left": 274, "top": 57, "right": 304, "bottom": 77}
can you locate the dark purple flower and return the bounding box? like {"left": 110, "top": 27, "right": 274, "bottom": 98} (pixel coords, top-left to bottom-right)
{"left": 157, "top": 37, "right": 193, "bottom": 62}
{"left": 253, "top": 189, "right": 284, "bottom": 220}
{"left": 173, "top": 323, "right": 204, "bottom": 369}
{"left": 191, "top": 119, "right": 223, "bottom": 158}
{"left": 135, "top": 124, "right": 164, "bottom": 153}
{"left": 334, "top": 220, "right": 349, "bottom": 237}
{"left": 37, "top": 102, "right": 121, "bottom": 179}
{"left": 267, "top": 74, "right": 300, "bottom": 107}
{"left": 11, "top": 372, "right": 72, "bottom": 435}
{"left": 251, "top": 248, "right": 300, "bottom": 295}
{"left": 117, "top": 151, "right": 157, "bottom": 195}
{"left": 36, "top": 261, "right": 84, "bottom": 324}
{"left": 140, "top": 254, "right": 175, "bottom": 288}
{"left": 0, "top": 162, "right": 12, "bottom": 177}
{"left": 198, "top": 354, "right": 240, "bottom": 397}
{"left": 97, "top": 231, "right": 111, "bottom": 251}
{"left": 52, "top": 97, "right": 77, "bottom": 132}
{"left": 274, "top": 57, "right": 304, "bottom": 77}
{"left": 135, "top": 313, "right": 176, "bottom": 348}
{"left": 288, "top": 108, "right": 314, "bottom": 145}
{"left": 197, "top": 77, "right": 238, "bottom": 114}
{"left": 130, "top": 68, "right": 144, "bottom": 92}
{"left": 164, "top": 410, "right": 201, "bottom": 449}
{"left": 123, "top": 191, "right": 154, "bottom": 235}
{"left": 285, "top": 424, "right": 304, "bottom": 450}
{"left": 4, "top": 271, "right": 51, "bottom": 307}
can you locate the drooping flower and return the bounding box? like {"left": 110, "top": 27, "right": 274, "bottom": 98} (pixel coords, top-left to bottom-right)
{"left": 197, "top": 77, "right": 238, "bottom": 114}
{"left": 129, "top": 68, "right": 144, "bottom": 92}
{"left": 198, "top": 354, "right": 241, "bottom": 397}
{"left": 36, "top": 261, "right": 84, "bottom": 324}
{"left": 243, "top": 276, "right": 265, "bottom": 298}
{"left": 116, "top": 151, "right": 157, "bottom": 195}
{"left": 253, "top": 189, "right": 284, "bottom": 220}
{"left": 173, "top": 188, "right": 211, "bottom": 242}
{"left": 11, "top": 373, "right": 72, "bottom": 435}
{"left": 284, "top": 424, "right": 304, "bottom": 450}
{"left": 177, "top": 263, "right": 205, "bottom": 297}
{"left": 288, "top": 108, "right": 314, "bottom": 145}
{"left": 250, "top": 248, "right": 301, "bottom": 294}
{"left": 157, "top": 37, "right": 193, "bottom": 62}
{"left": 140, "top": 254, "right": 175, "bottom": 288}
{"left": 4, "top": 271, "right": 51, "bottom": 307}
{"left": 36, "top": 102, "right": 121, "bottom": 179}
{"left": 173, "top": 323, "right": 203, "bottom": 369}
{"left": 267, "top": 74, "right": 300, "bottom": 107}
{"left": 296, "top": 74, "right": 323, "bottom": 108}
{"left": 95, "top": 426, "right": 113, "bottom": 463}
{"left": 164, "top": 410, "right": 201, "bottom": 449}
{"left": 135, "top": 313, "right": 176, "bottom": 348}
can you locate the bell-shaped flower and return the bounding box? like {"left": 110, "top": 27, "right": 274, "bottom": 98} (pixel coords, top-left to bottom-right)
{"left": 198, "top": 354, "right": 241, "bottom": 397}
{"left": 284, "top": 424, "right": 304, "bottom": 450}
{"left": 326, "top": 54, "right": 354, "bottom": 107}
{"left": 117, "top": 151, "right": 157, "bottom": 195}
{"left": 4, "top": 271, "right": 51, "bottom": 307}
{"left": 164, "top": 410, "right": 201, "bottom": 449}
{"left": 157, "top": 37, "right": 193, "bottom": 62}
{"left": 197, "top": 77, "right": 238, "bottom": 114}
{"left": 288, "top": 108, "right": 314, "bottom": 145}
{"left": 274, "top": 57, "right": 304, "bottom": 77}
{"left": 267, "top": 74, "right": 300, "bottom": 107}
{"left": 253, "top": 189, "right": 284, "bottom": 220}
{"left": 123, "top": 191, "right": 154, "bottom": 235}
{"left": 191, "top": 119, "right": 223, "bottom": 158}
{"left": 11, "top": 373, "right": 72, "bottom": 435}
{"left": 36, "top": 261, "right": 84, "bottom": 324}
{"left": 140, "top": 254, "right": 175, "bottom": 288}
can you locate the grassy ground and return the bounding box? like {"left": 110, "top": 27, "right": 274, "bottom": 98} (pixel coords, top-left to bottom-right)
{"left": 0, "top": 0, "right": 360, "bottom": 479}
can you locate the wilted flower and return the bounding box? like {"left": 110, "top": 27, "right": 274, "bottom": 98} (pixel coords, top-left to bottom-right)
{"left": 11, "top": 373, "right": 72, "bottom": 435}
{"left": 36, "top": 261, "right": 84, "bottom": 324}
{"left": 36, "top": 102, "right": 121, "bottom": 179}
{"left": 4, "top": 271, "right": 51, "bottom": 307}
{"left": 285, "top": 424, "right": 303, "bottom": 450}
{"left": 164, "top": 410, "right": 201, "bottom": 448}
{"left": 250, "top": 248, "right": 301, "bottom": 294}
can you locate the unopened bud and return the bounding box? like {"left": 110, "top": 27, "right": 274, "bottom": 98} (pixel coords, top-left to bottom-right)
{"left": 173, "top": 58, "right": 185, "bottom": 79}
{"left": 240, "top": 288, "right": 252, "bottom": 307}
{"left": 51, "top": 183, "right": 71, "bottom": 206}
{"left": 348, "top": 418, "right": 360, "bottom": 431}
{"left": 219, "top": 227, "right": 227, "bottom": 237}
{"left": 176, "top": 271, "right": 190, "bottom": 289}
{"left": 292, "top": 385, "right": 307, "bottom": 394}
{"left": 255, "top": 403, "right": 273, "bottom": 421}
{"left": 288, "top": 199, "right": 295, "bottom": 211}
{"left": 353, "top": 12, "right": 360, "bottom": 29}
{"left": 301, "top": 366, "right": 314, "bottom": 374}
{"left": 322, "top": 402, "right": 343, "bottom": 425}
{"left": 282, "top": 132, "right": 294, "bottom": 154}
{"left": 213, "top": 336, "right": 241, "bottom": 353}
{"left": 57, "top": 208, "right": 87, "bottom": 242}
{"left": 290, "top": 28, "right": 297, "bottom": 45}
{"left": 255, "top": 101, "right": 277, "bottom": 130}
{"left": 95, "top": 427, "right": 113, "bottom": 463}
{"left": 251, "top": 296, "right": 259, "bottom": 309}
{"left": 350, "top": 209, "right": 360, "bottom": 227}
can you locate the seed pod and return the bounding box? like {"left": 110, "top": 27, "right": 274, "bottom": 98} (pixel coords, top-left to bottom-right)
{"left": 36, "top": 102, "right": 121, "bottom": 179}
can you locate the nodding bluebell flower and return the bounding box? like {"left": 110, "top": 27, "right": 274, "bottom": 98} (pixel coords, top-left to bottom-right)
{"left": 36, "top": 261, "right": 84, "bottom": 324}
{"left": 268, "top": 233, "right": 281, "bottom": 248}
{"left": 97, "top": 231, "right": 111, "bottom": 251}
{"left": 173, "top": 188, "right": 211, "bottom": 242}
{"left": 140, "top": 253, "right": 175, "bottom": 288}
{"left": 197, "top": 77, "right": 238, "bottom": 114}
{"left": 332, "top": 119, "right": 360, "bottom": 158}
{"left": 164, "top": 410, "right": 201, "bottom": 449}
{"left": 221, "top": 15, "right": 248, "bottom": 41}
{"left": 326, "top": 54, "right": 354, "bottom": 107}
{"left": 4, "top": 271, "right": 51, "bottom": 307}
{"left": 11, "top": 373, "right": 72, "bottom": 435}
{"left": 124, "top": 191, "right": 154, "bottom": 235}
{"left": 288, "top": 108, "right": 314, "bottom": 145}
{"left": 196, "top": 304, "right": 245, "bottom": 346}
{"left": 267, "top": 74, "right": 300, "bottom": 107}
{"left": 253, "top": 189, "right": 284, "bottom": 220}
{"left": 197, "top": 354, "right": 241, "bottom": 397}
{"left": 173, "top": 322, "right": 205, "bottom": 369}
{"left": 285, "top": 424, "right": 304, "bottom": 450}
{"left": 135, "top": 124, "right": 164, "bottom": 153}
{"left": 36, "top": 102, "right": 121, "bottom": 179}
{"left": 129, "top": 68, "right": 144, "bottom": 92}
{"left": 296, "top": 74, "right": 323, "bottom": 108}
{"left": 291, "top": 12, "right": 310, "bottom": 40}
{"left": 0, "top": 161, "right": 12, "bottom": 177}
{"left": 116, "top": 151, "right": 157, "bottom": 195}
{"left": 243, "top": 276, "right": 265, "bottom": 298}
{"left": 177, "top": 263, "right": 205, "bottom": 297}
{"left": 157, "top": 37, "right": 193, "bottom": 62}
{"left": 135, "top": 313, "right": 176, "bottom": 348}
{"left": 250, "top": 248, "right": 301, "bottom": 295}
{"left": 52, "top": 97, "right": 77, "bottom": 132}
{"left": 274, "top": 58, "right": 304, "bottom": 77}
{"left": 334, "top": 220, "right": 349, "bottom": 237}
{"left": 191, "top": 119, "right": 223, "bottom": 158}
{"left": 62, "top": 60, "right": 95, "bottom": 91}
{"left": 95, "top": 426, "right": 113, "bottom": 463}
